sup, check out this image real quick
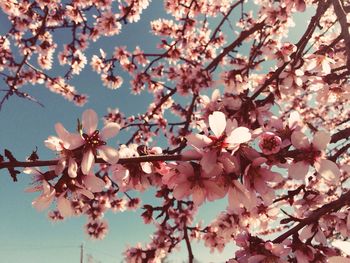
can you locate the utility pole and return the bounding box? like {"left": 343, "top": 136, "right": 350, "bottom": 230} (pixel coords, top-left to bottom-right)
{"left": 80, "top": 243, "right": 84, "bottom": 263}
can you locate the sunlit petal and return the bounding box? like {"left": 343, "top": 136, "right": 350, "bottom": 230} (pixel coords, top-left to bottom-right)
{"left": 226, "top": 127, "right": 251, "bottom": 146}
{"left": 209, "top": 111, "right": 226, "bottom": 138}
{"left": 291, "top": 131, "right": 310, "bottom": 149}
{"left": 84, "top": 174, "right": 105, "bottom": 193}
{"left": 100, "top": 122, "right": 120, "bottom": 140}
{"left": 82, "top": 109, "right": 98, "bottom": 135}
{"left": 173, "top": 183, "right": 190, "bottom": 200}
{"left": 186, "top": 133, "right": 212, "bottom": 149}
{"left": 192, "top": 186, "right": 205, "bottom": 206}
{"left": 81, "top": 149, "right": 95, "bottom": 175}
{"left": 328, "top": 257, "right": 350, "bottom": 263}
{"left": 55, "top": 122, "right": 70, "bottom": 141}
{"left": 312, "top": 130, "right": 331, "bottom": 150}
{"left": 68, "top": 158, "right": 78, "bottom": 178}
{"left": 57, "top": 195, "right": 73, "bottom": 218}
{"left": 332, "top": 240, "right": 350, "bottom": 256}
{"left": 315, "top": 159, "right": 340, "bottom": 183}
{"left": 98, "top": 145, "right": 119, "bottom": 164}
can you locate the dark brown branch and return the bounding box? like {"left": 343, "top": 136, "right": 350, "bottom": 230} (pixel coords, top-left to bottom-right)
{"left": 332, "top": 0, "right": 350, "bottom": 70}
{"left": 203, "top": 0, "right": 244, "bottom": 51}
{"left": 329, "top": 143, "right": 350, "bottom": 161}
{"left": 205, "top": 21, "right": 265, "bottom": 72}
{"left": 184, "top": 226, "right": 194, "bottom": 263}
{"left": 0, "top": 154, "right": 200, "bottom": 170}
{"left": 273, "top": 189, "right": 350, "bottom": 243}
{"left": 331, "top": 127, "right": 350, "bottom": 143}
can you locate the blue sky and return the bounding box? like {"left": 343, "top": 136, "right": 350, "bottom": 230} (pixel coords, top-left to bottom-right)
{"left": 0, "top": 2, "right": 314, "bottom": 262}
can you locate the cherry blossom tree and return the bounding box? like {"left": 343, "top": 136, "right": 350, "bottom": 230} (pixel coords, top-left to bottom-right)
{"left": 1, "top": 0, "right": 350, "bottom": 262}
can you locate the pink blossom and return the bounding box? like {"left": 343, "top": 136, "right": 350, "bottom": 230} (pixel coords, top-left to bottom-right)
{"left": 45, "top": 123, "right": 81, "bottom": 178}
{"left": 258, "top": 132, "right": 282, "bottom": 155}
{"left": 101, "top": 73, "right": 123, "bottom": 89}
{"left": 168, "top": 162, "right": 226, "bottom": 206}
{"left": 75, "top": 109, "right": 120, "bottom": 174}
{"left": 244, "top": 157, "right": 283, "bottom": 205}
{"left": 186, "top": 111, "right": 251, "bottom": 173}
{"left": 95, "top": 11, "right": 122, "bottom": 37}
{"left": 304, "top": 54, "right": 334, "bottom": 75}
{"left": 219, "top": 153, "right": 258, "bottom": 212}
{"left": 85, "top": 219, "right": 109, "bottom": 240}
{"left": 31, "top": 180, "right": 56, "bottom": 211}
{"left": 288, "top": 130, "right": 340, "bottom": 182}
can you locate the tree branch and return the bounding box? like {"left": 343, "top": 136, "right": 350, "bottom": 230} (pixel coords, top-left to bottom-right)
{"left": 331, "top": 127, "right": 350, "bottom": 143}
{"left": 332, "top": 0, "right": 350, "bottom": 70}
{"left": 273, "top": 189, "right": 350, "bottom": 243}
{"left": 205, "top": 21, "right": 265, "bottom": 72}
{"left": 0, "top": 154, "right": 200, "bottom": 171}
{"left": 184, "top": 226, "right": 194, "bottom": 263}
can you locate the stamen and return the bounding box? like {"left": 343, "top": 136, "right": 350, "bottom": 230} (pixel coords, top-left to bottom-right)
{"left": 82, "top": 130, "right": 106, "bottom": 149}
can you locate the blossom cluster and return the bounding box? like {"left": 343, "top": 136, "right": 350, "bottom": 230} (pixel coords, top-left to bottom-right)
{"left": 1, "top": 0, "right": 350, "bottom": 262}
{"left": 18, "top": 106, "right": 347, "bottom": 262}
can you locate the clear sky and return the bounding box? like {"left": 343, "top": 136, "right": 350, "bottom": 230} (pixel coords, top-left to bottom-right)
{"left": 0, "top": 2, "right": 313, "bottom": 263}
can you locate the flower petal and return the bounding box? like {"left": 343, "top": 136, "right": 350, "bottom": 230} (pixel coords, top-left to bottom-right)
{"left": 226, "top": 127, "right": 251, "bottom": 146}
{"left": 55, "top": 122, "right": 70, "bottom": 141}
{"left": 81, "top": 149, "right": 95, "bottom": 175}
{"left": 45, "top": 136, "right": 62, "bottom": 151}
{"left": 192, "top": 186, "right": 206, "bottom": 206}
{"left": 291, "top": 131, "right": 310, "bottom": 149}
{"left": 229, "top": 181, "right": 255, "bottom": 212}
{"left": 57, "top": 195, "right": 73, "bottom": 218}
{"left": 100, "top": 123, "right": 120, "bottom": 140}
{"left": 32, "top": 185, "right": 55, "bottom": 211}
{"left": 312, "top": 130, "right": 330, "bottom": 150}
{"left": 177, "top": 162, "right": 194, "bottom": 176}
{"left": 173, "top": 183, "right": 190, "bottom": 200}
{"left": 200, "top": 151, "right": 217, "bottom": 174}
{"left": 205, "top": 181, "right": 226, "bottom": 201}
{"left": 32, "top": 194, "right": 54, "bottom": 211}
{"left": 84, "top": 174, "right": 105, "bottom": 193}
{"left": 315, "top": 159, "right": 340, "bottom": 183}
{"left": 328, "top": 257, "right": 350, "bottom": 263}
{"left": 332, "top": 240, "right": 350, "bottom": 256}
{"left": 42, "top": 180, "right": 52, "bottom": 195}
{"left": 76, "top": 188, "right": 94, "bottom": 199}
{"left": 55, "top": 159, "right": 66, "bottom": 175}
{"left": 66, "top": 133, "right": 84, "bottom": 150}
{"left": 209, "top": 111, "right": 226, "bottom": 138}
{"left": 98, "top": 145, "right": 119, "bottom": 164}
{"left": 141, "top": 162, "right": 152, "bottom": 174}
{"left": 220, "top": 155, "right": 239, "bottom": 174}
{"left": 68, "top": 158, "right": 78, "bottom": 178}
{"left": 82, "top": 109, "right": 98, "bottom": 135}
{"left": 288, "top": 161, "right": 309, "bottom": 180}
{"left": 186, "top": 134, "right": 212, "bottom": 149}
{"left": 225, "top": 119, "right": 238, "bottom": 133}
